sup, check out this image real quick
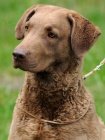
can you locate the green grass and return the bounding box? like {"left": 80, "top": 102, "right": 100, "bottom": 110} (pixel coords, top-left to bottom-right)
{"left": 0, "top": 87, "right": 18, "bottom": 140}
{"left": 0, "top": 0, "right": 105, "bottom": 139}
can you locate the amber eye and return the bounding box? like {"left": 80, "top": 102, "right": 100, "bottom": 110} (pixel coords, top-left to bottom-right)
{"left": 25, "top": 25, "right": 28, "bottom": 31}
{"left": 48, "top": 32, "right": 57, "bottom": 38}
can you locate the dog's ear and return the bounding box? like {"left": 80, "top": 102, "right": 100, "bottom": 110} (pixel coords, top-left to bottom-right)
{"left": 15, "top": 5, "right": 43, "bottom": 40}
{"left": 68, "top": 12, "right": 101, "bottom": 58}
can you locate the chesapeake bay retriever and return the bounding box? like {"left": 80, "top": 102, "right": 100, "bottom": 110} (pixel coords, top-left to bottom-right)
{"left": 8, "top": 5, "right": 105, "bottom": 140}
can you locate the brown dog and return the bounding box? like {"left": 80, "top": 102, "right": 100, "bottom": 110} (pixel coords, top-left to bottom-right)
{"left": 8, "top": 5, "right": 105, "bottom": 140}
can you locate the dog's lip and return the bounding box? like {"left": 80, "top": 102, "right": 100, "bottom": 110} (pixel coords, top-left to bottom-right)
{"left": 13, "top": 60, "right": 20, "bottom": 68}
{"left": 13, "top": 60, "right": 37, "bottom": 71}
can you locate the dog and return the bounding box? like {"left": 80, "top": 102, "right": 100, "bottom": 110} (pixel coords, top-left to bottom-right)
{"left": 8, "top": 5, "right": 105, "bottom": 140}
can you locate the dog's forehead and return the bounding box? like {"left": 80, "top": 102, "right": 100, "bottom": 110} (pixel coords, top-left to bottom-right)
{"left": 36, "top": 5, "right": 67, "bottom": 14}
{"left": 30, "top": 8, "right": 69, "bottom": 28}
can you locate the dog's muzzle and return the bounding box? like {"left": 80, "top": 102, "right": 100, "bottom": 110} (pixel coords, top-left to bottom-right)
{"left": 12, "top": 49, "right": 27, "bottom": 68}
{"left": 13, "top": 49, "right": 26, "bottom": 61}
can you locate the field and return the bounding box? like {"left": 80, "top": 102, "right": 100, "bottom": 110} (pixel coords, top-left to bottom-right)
{"left": 0, "top": 0, "right": 105, "bottom": 139}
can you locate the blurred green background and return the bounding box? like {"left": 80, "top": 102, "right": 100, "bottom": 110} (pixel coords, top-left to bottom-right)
{"left": 0, "top": 0, "right": 105, "bottom": 139}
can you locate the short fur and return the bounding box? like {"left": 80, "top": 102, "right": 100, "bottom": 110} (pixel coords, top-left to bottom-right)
{"left": 8, "top": 5, "right": 105, "bottom": 140}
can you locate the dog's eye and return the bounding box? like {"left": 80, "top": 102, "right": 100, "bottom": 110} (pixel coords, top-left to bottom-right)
{"left": 48, "top": 32, "right": 57, "bottom": 38}
{"left": 25, "top": 25, "right": 28, "bottom": 31}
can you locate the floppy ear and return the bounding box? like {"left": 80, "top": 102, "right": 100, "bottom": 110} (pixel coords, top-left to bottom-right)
{"left": 68, "top": 11, "right": 101, "bottom": 58}
{"left": 15, "top": 5, "right": 43, "bottom": 40}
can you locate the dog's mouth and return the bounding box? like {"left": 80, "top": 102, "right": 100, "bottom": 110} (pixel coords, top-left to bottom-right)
{"left": 13, "top": 57, "right": 37, "bottom": 72}
{"left": 12, "top": 49, "right": 55, "bottom": 73}
{"left": 12, "top": 50, "right": 37, "bottom": 72}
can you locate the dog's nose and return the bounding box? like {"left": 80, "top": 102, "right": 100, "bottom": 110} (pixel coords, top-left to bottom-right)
{"left": 13, "top": 49, "right": 26, "bottom": 61}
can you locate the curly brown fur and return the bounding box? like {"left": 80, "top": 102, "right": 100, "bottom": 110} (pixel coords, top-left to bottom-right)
{"left": 8, "top": 5, "right": 105, "bottom": 140}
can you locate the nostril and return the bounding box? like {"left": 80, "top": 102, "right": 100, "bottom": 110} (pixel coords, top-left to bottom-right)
{"left": 13, "top": 49, "right": 26, "bottom": 61}
{"left": 13, "top": 53, "right": 25, "bottom": 59}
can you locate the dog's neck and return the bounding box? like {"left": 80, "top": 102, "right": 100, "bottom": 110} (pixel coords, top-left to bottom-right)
{"left": 19, "top": 58, "right": 90, "bottom": 122}
{"left": 25, "top": 57, "right": 83, "bottom": 93}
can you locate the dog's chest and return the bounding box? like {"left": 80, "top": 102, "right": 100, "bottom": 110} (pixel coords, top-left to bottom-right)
{"left": 16, "top": 83, "right": 91, "bottom": 140}
{"left": 17, "top": 117, "right": 89, "bottom": 140}
{"left": 18, "top": 85, "right": 91, "bottom": 124}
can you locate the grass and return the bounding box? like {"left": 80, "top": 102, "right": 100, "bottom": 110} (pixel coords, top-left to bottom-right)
{"left": 0, "top": 0, "right": 105, "bottom": 139}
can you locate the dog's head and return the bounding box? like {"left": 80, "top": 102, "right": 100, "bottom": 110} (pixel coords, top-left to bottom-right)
{"left": 13, "top": 5, "right": 101, "bottom": 73}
